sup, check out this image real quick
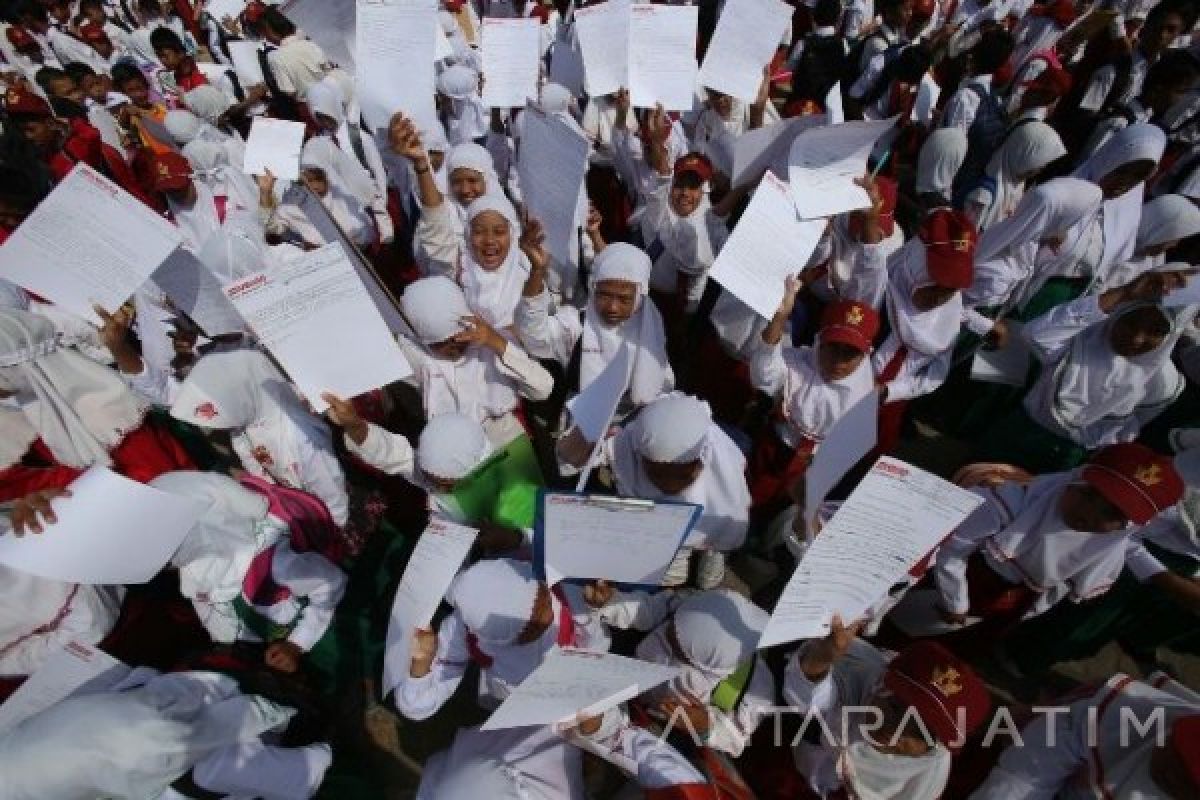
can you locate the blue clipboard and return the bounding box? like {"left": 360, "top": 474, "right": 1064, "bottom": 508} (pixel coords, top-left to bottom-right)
{"left": 532, "top": 489, "right": 704, "bottom": 591}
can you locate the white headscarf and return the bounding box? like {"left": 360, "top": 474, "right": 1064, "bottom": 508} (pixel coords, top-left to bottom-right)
{"left": 446, "top": 558, "right": 540, "bottom": 647}
{"left": 416, "top": 411, "right": 493, "bottom": 481}
{"left": 290, "top": 142, "right": 374, "bottom": 246}
{"left": 0, "top": 310, "right": 146, "bottom": 470}
{"left": 883, "top": 239, "right": 963, "bottom": 357}
{"left": 612, "top": 393, "right": 750, "bottom": 551}
{"left": 581, "top": 243, "right": 671, "bottom": 406}
{"left": 182, "top": 139, "right": 260, "bottom": 212}
{"left": 169, "top": 349, "right": 332, "bottom": 490}
{"left": 196, "top": 223, "right": 270, "bottom": 284}
{"left": 438, "top": 64, "right": 488, "bottom": 145}
{"left": 1070, "top": 123, "right": 1167, "bottom": 288}
{"left": 441, "top": 141, "right": 503, "bottom": 234}
{"left": 400, "top": 276, "right": 522, "bottom": 422}
{"left": 969, "top": 178, "right": 1103, "bottom": 311}
{"left": 153, "top": 471, "right": 269, "bottom": 603}
{"left": 782, "top": 339, "right": 876, "bottom": 445}
{"left": 459, "top": 194, "right": 529, "bottom": 329}
{"left": 915, "top": 128, "right": 968, "bottom": 197}
{"left": 183, "top": 84, "right": 232, "bottom": 127}
{"left": 1135, "top": 194, "right": 1200, "bottom": 255}
{"left": 300, "top": 120, "right": 377, "bottom": 206}
{"left": 973, "top": 121, "right": 1066, "bottom": 231}
{"left": 637, "top": 589, "right": 768, "bottom": 702}
{"left": 164, "top": 109, "right": 209, "bottom": 145}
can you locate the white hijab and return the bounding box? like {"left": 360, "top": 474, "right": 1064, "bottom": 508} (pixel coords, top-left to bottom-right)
{"left": 445, "top": 142, "right": 502, "bottom": 232}
{"left": 400, "top": 275, "right": 521, "bottom": 421}
{"left": 915, "top": 128, "right": 968, "bottom": 198}
{"left": 581, "top": 243, "right": 672, "bottom": 406}
{"left": 182, "top": 138, "right": 260, "bottom": 212}
{"left": 0, "top": 310, "right": 146, "bottom": 470}
{"left": 611, "top": 393, "right": 750, "bottom": 551}
{"left": 183, "top": 84, "right": 233, "bottom": 127}
{"left": 458, "top": 194, "right": 529, "bottom": 329}
{"left": 167, "top": 179, "right": 223, "bottom": 252}
{"left": 169, "top": 348, "right": 333, "bottom": 491}
{"left": 637, "top": 589, "right": 768, "bottom": 703}
{"left": 1107, "top": 194, "right": 1200, "bottom": 286}
{"left": 288, "top": 142, "right": 374, "bottom": 247}
{"left": 973, "top": 121, "right": 1066, "bottom": 231}
{"left": 153, "top": 471, "right": 271, "bottom": 603}
{"left": 969, "top": 178, "right": 1103, "bottom": 311}
{"left": 438, "top": 64, "right": 489, "bottom": 145}
{"left": 883, "top": 239, "right": 963, "bottom": 357}
{"left": 304, "top": 78, "right": 378, "bottom": 204}
{"left": 1070, "top": 123, "right": 1167, "bottom": 288}
{"left": 782, "top": 338, "right": 876, "bottom": 444}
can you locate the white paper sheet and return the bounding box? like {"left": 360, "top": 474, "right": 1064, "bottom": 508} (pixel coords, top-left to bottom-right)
{"left": 87, "top": 107, "right": 124, "bottom": 152}
{"left": 788, "top": 118, "right": 895, "bottom": 219}
{"left": 730, "top": 115, "right": 824, "bottom": 189}
{"left": 575, "top": 0, "right": 631, "bottom": 99}
{"left": 566, "top": 343, "right": 631, "bottom": 443}
{"left": 435, "top": 22, "right": 454, "bottom": 62}
{"left": 803, "top": 388, "right": 879, "bottom": 519}
{"left": 242, "top": 117, "right": 306, "bottom": 181}
{"left": 482, "top": 18, "right": 541, "bottom": 108}
{"left": 226, "top": 40, "right": 266, "bottom": 86}
{"left": 205, "top": 0, "right": 247, "bottom": 22}
{"left": 152, "top": 247, "right": 245, "bottom": 336}
{"left": 1164, "top": 275, "right": 1200, "bottom": 308}
{"left": 886, "top": 588, "right": 982, "bottom": 637}
{"left": 970, "top": 326, "right": 1031, "bottom": 387}
{"left": 698, "top": 0, "right": 791, "bottom": 102}
{"left": 549, "top": 24, "right": 586, "bottom": 97}
{"left": 760, "top": 457, "right": 983, "bottom": 648}
{"left": 0, "top": 164, "right": 181, "bottom": 323}
{"left": 482, "top": 648, "right": 679, "bottom": 731}
{"left": 381, "top": 519, "right": 478, "bottom": 695}
{"left": 0, "top": 641, "right": 130, "bottom": 734}
{"left": 517, "top": 107, "right": 590, "bottom": 266}
{"left": 825, "top": 82, "right": 844, "bottom": 125}
{"left": 224, "top": 242, "right": 412, "bottom": 412}
{"left": 710, "top": 171, "right": 825, "bottom": 320}
{"left": 628, "top": 4, "right": 697, "bottom": 111}
{"left": 540, "top": 493, "right": 699, "bottom": 586}
{"left": 0, "top": 467, "right": 206, "bottom": 585}
{"left": 281, "top": 0, "right": 357, "bottom": 69}
{"left": 355, "top": 0, "right": 438, "bottom": 134}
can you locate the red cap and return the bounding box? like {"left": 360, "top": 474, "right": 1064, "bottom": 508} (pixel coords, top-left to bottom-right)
{"left": 912, "top": 0, "right": 936, "bottom": 20}
{"left": 147, "top": 151, "right": 194, "bottom": 192}
{"left": 920, "top": 209, "right": 976, "bottom": 289}
{"left": 783, "top": 98, "right": 823, "bottom": 118}
{"left": 1082, "top": 443, "right": 1184, "bottom": 525}
{"left": 1171, "top": 716, "right": 1200, "bottom": 791}
{"left": 673, "top": 152, "right": 713, "bottom": 184}
{"left": 5, "top": 25, "right": 40, "bottom": 54}
{"left": 4, "top": 87, "right": 53, "bottom": 117}
{"left": 242, "top": 1, "right": 269, "bottom": 23}
{"left": 78, "top": 23, "right": 110, "bottom": 46}
{"left": 820, "top": 301, "right": 880, "bottom": 353}
{"left": 1025, "top": 62, "right": 1073, "bottom": 99}
{"left": 883, "top": 642, "right": 991, "bottom": 752}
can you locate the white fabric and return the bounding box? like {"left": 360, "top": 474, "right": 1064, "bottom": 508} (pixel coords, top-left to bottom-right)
{"left": 883, "top": 239, "right": 963, "bottom": 357}
{"left": 581, "top": 243, "right": 669, "bottom": 406}
{"left": 755, "top": 339, "right": 876, "bottom": 447}
{"left": 626, "top": 392, "right": 711, "bottom": 463}
{"left": 446, "top": 558, "right": 540, "bottom": 647}
{"left": 168, "top": 180, "right": 225, "bottom": 252}
{"left": 0, "top": 309, "right": 146, "bottom": 470}
{"left": 184, "top": 84, "right": 233, "bottom": 126}
{"left": 970, "top": 121, "right": 1066, "bottom": 231}
{"left": 459, "top": 194, "right": 529, "bottom": 329}
{"left": 183, "top": 139, "right": 260, "bottom": 214}
{"left": 915, "top": 128, "right": 968, "bottom": 196}
{"left": 402, "top": 275, "right": 474, "bottom": 344}
{"left": 1135, "top": 193, "right": 1200, "bottom": 254}
{"left": 416, "top": 411, "right": 493, "bottom": 481}
{"left": 416, "top": 726, "right": 583, "bottom": 800}
{"left": 438, "top": 64, "right": 488, "bottom": 144}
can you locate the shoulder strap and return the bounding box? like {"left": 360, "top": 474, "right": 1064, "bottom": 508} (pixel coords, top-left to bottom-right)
{"left": 566, "top": 329, "right": 584, "bottom": 396}
{"left": 345, "top": 123, "right": 372, "bottom": 174}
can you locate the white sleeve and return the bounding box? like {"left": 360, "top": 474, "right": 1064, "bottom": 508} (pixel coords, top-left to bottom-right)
{"left": 0, "top": 585, "right": 123, "bottom": 677}
{"left": 494, "top": 342, "right": 555, "bottom": 402}
{"left": 393, "top": 611, "right": 470, "bottom": 721}
{"left": 942, "top": 87, "right": 981, "bottom": 133}
{"left": 963, "top": 308, "right": 998, "bottom": 337}
{"left": 968, "top": 696, "right": 1093, "bottom": 799}
{"left": 122, "top": 360, "right": 181, "bottom": 407}
{"left": 933, "top": 487, "right": 1015, "bottom": 614}
{"left": 514, "top": 290, "right": 582, "bottom": 364}
{"left": 884, "top": 349, "right": 952, "bottom": 402}
{"left": 294, "top": 435, "right": 351, "bottom": 528}
{"left": 1021, "top": 293, "right": 1107, "bottom": 364}
{"left": 414, "top": 201, "right": 463, "bottom": 277}
{"left": 345, "top": 423, "right": 417, "bottom": 483}
{"left": 268, "top": 541, "right": 348, "bottom": 652}
{"left": 749, "top": 341, "right": 787, "bottom": 396}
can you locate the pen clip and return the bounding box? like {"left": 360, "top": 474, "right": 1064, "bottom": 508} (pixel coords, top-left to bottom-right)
{"left": 583, "top": 495, "right": 654, "bottom": 512}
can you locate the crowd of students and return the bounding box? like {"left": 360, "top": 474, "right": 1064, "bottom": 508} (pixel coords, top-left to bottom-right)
{"left": 0, "top": 0, "right": 1199, "bottom": 797}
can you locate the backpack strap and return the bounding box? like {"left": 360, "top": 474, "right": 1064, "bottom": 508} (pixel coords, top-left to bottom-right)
{"left": 345, "top": 122, "right": 373, "bottom": 175}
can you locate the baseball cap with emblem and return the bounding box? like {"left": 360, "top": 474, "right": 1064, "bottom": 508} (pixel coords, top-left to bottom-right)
{"left": 920, "top": 208, "right": 977, "bottom": 289}
{"left": 673, "top": 152, "right": 713, "bottom": 184}
{"left": 4, "top": 87, "right": 53, "bottom": 118}
{"left": 148, "top": 151, "right": 194, "bottom": 193}
{"left": 882, "top": 641, "right": 991, "bottom": 752}
{"left": 819, "top": 301, "right": 881, "bottom": 353}
{"left": 1082, "top": 442, "right": 1185, "bottom": 525}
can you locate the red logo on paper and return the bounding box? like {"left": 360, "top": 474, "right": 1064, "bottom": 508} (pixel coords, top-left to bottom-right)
{"left": 193, "top": 402, "right": 219, "bottom": 421}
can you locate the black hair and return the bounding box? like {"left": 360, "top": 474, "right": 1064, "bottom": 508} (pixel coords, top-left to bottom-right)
{"left": 862, "top": 44, "right": 932, "bottom": 108}
{"left": 149, "top": 26, "right": 186, "bottom": 54}
{"left": 33, "top": 66, "right": 66, "bottom": 92}
{"left": 970, "top": 28, "right": 1015, "bottom": 75}
{"left": 110, "top": 61, "right": 147, "bottom": 87}
{"left": 1144, "top": 48, "right": 1200, "bottom": 95}
{"left": 260, "top": 8, "right": 296, "bottom": 36}
{"left": 813, "top": 0, "right": 843, "bottom": 28}
{"left": 137, "top": 0, "right": 163, "bottom": 17}
{"left": 63, "top": 61, "right": 97, "bottom": 83}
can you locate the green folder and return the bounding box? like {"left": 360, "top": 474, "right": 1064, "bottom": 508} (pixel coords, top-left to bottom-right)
{"left": 450, "top": 434, "right": 544, "bottom": 529}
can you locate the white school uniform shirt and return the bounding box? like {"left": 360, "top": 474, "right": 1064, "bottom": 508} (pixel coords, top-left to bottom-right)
{"left": 932, "top": 473, "right": 1154, "bottom": 618}
{"left": 393, "top": 585, "right": 610, "bottom": 720}
{"left": 784, "top": 639, "right": 953, "bottom": 800}
{"left": 637, "top": 174, "right": 730, "bottom": 312}
{"left": 417, "top": 726, "right": 586, "bottom": 800}
{"left": 970, "top": 673, "right": 1200, "bottom": 800}
{"left": 0, "top": 567, "right": 124, "bottom": 678}
{"left": 266, "top": 34, "right": 332, "bottom": 96}
{"left": 941, "top": 74, "right": 994, "bottom": 133}
{"left": 46, "top": 28, "right": 109, "bottom": 73}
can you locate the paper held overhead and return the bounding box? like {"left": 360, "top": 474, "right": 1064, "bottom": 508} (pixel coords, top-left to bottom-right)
{"left": 730, "top": 114, "right": 826, "bottom": 189}
{"left": 482, "top": 18, "right": 542, "bottom": 108}
{"left": 698, "top": 0, "right": 792, "bottom": 102}
{"left": 759, "top": 457, "right": 984, "bottom": 649}
{"left": 0, "top": 164, "right": 181, "bottom": 323}
{"left": 355, "top": 0, "right": 438, "bottom": 134}
{"left": 537, "top": 493, "right": 700, "bottom": 586}
{"left": 382, "top": 519, "right": 478, "bottom": 695}
{"left": 242, "top": 117, "right": 306, "bottom": 182}
{"left": 788, "top": 117, "right": 897, "bottom": 219}
{"left": 481, "top": 648, "right": 678, "bottom": 731}
{"left": 0, "top": 467, "right": 206, "bottom": 585}
{"left": 223, "top": 242, "right": 412, "bottom": 413}
{"left": 628, "top": 3, "right": 698, "bottom": 111}
{"left": 709, "top": 171, "right": 826, "bottom": 320}
{"left": 517, "top": 107, "right": 591, "bottom": 267}
{"left": 574, "top": 0, "right": 631, "bottom": 99}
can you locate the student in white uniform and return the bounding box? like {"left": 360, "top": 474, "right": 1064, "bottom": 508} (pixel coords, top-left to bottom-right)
{"left": 971, "top": 672, "right": 1200, "bottom": 799}
{"left": 257, "top": 7, "right": 333, "bottom": 99}
{"left": 169, "top": 348, "right": 351, "bottom": 527}
{"left": 962, "top": 120, "right": 1067, "bottom": 231}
